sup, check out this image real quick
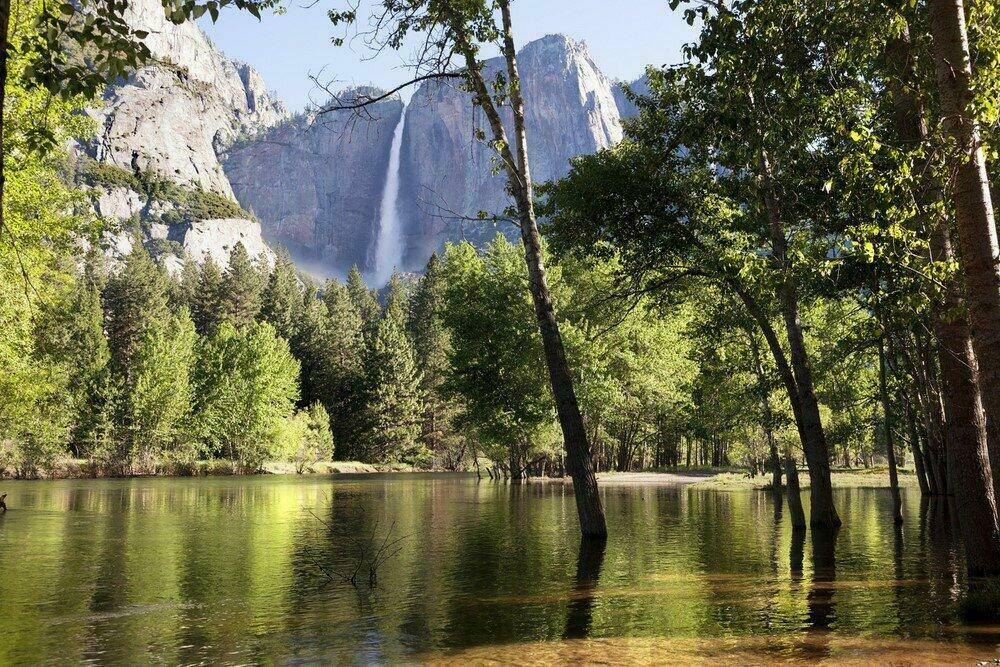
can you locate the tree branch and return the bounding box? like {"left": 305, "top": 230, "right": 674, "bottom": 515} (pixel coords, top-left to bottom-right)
{"left": 315, "top": 72, "right": 463, "bottom": 114}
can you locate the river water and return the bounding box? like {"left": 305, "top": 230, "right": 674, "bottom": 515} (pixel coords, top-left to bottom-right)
{"left": 0, "top": 474, "right": 996, "bottom": 664}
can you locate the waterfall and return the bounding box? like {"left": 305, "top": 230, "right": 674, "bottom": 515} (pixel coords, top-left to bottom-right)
{"left": 371, "top": 102, "right": 407, "bottom": 287}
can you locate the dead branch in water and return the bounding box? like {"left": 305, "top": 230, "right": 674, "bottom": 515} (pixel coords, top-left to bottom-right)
{"left": 305, "top": 504, "right": 408, "bottom": 589}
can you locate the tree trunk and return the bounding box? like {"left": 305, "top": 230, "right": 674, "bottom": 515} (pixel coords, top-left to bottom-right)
{"left": 903, "top": 393, "right": 931, "bottom": 496}
{"left": 887, "top": 16, "right": 1000, "bottom": 570}
{"left": 785, "top": 457, "right": 806, "bottom": 529}
{"left": 928, "top": 0, "right": 1000, "bottom": 502}
{"left": 756, "top": 149, "right": 839, "bottom": 528}
{"left": 0, "top": 0, "right": 8, "bottom": 245}
{"left": 879, "top": 336, "right": 904, "bottom": 525}
{"left": 745, "top": 326, "right": 782, "bottom": 489}
{"left": 452, "top": 3, "right": 607, "bottom": 537}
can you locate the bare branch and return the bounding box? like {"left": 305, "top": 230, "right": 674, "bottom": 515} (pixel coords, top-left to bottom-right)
{"left": 315, "top": 72, "right": 463, "bottom": 115}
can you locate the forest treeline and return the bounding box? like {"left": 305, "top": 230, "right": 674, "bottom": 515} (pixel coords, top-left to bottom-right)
{"left": 5, "top": 0, "right": 1000, "bottom": 564}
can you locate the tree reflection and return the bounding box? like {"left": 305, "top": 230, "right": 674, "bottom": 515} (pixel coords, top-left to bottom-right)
{"left": 563, "top": 538, "right": 607, "bottom": 639}
{"left": 807, "top": 527, "right": 839, "bottom": 631}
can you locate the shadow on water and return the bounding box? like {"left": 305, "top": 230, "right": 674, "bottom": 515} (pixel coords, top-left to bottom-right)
{"left": 563, "top": 538, "right": 607, "bottom": 639}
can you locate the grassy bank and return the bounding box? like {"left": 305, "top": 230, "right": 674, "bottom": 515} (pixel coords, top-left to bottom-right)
{"left": 690, "top": 467, "right": 919, "bottom": 491}
{"left": 1, "top": 459, "right": 428, "bottom": 480}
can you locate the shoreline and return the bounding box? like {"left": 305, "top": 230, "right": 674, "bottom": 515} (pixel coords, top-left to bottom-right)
{"left": 0, "top": 462, "right": 912, "bottom": 488}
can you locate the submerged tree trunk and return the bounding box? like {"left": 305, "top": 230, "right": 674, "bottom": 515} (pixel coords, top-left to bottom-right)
{"left": 879, "top": 336, "right": 904, "bottom": 525}
{"left": 452, "top": 2, "right": 607, "bottom": 538}
{"left": 928, "top": 0, "right": 1000, "bottom": 501}
{"left": 757, "top": 149, "right": 839, "bottom": 529}
{"left": 903, "top": 394, "right": 931, "bottom": 496}
{"left": 784, "top": 457, "right": 806, "bottom": 529}
{"left": 887, "top": 17, "right": 1000, "bottom": 571}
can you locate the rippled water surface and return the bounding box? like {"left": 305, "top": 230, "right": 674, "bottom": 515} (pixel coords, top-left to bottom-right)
{"left": 0, "top": 474, "right": 998, "bottom": 664}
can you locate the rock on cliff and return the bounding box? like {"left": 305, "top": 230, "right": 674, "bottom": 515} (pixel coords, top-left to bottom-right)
{"left": 221, "top": 89, "right": 402, "bottom": 276}
{"left": 78, "top": 0, "right": 286, "bottom": 270}
{"left": 612, "top": 76, "right": 650, "bottom": 120}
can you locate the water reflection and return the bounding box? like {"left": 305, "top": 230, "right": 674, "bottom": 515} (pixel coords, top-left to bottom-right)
{"left": 563, "top": 538, "right": 607, "bottom": 639}
{"left": 0, "top": 476, "right": 997, "bottom": 663}
{"left": 807, "top": 527, "right": 838, "bottom": 632}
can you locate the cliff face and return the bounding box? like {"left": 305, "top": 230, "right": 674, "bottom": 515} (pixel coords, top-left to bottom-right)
{"left": 80, "top": 0, "right": 287, "bottom": 269}
{"left": 398, "top": 34, "right": 624, "bottom": 269}
{"left": 221, "top": 91, "right": 402, "bottom": 276}
{"left": 223, "top": 34, "right": 634, "bottom": 278}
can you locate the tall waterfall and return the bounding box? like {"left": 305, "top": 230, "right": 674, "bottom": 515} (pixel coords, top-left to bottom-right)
{"left": 371, "top": 102, "right": 407, "bottom": 287}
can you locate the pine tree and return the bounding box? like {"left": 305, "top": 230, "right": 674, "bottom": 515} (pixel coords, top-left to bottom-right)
{"left": 305, "top": 401, "right": 334, "bottom": 461}
{"left": 221, "top": 242, "right": 264, "bottom": 328}
{"left": 347, "top": 264, "right": 381, "bottom": 328}
{"left": 260, "top": 246, "right": 303, "bottom": 341}
{"left": 170, "top": 257, "right": 200, "bottom": 313}
{"left": 67, "top": 270, "right": 113, "bottom": 459}
{"left": 385, "top": 270, "right": 414, "bottom": 318}
{"left": 191, "top": 257, "right": 225, "bottom": 336}
{"left": 101, "top": 248, "right": 197, "bottom": 472}
{"left": 33, "top": 251, "right": 112, "bottom": 460}
{"left": 357, "top": 300, "right": 425, "bottom": 465}
{"left": 292, "top": 283, "right": 334, "bottom": 408}
{"left": 408, "top": 253, "right": 461, "bottom": 466}
{"left": 322, "top": 278, "right": 366, "bottom": 453}
{"left": 102, "top": 246, "right": 170, "bottom": 384}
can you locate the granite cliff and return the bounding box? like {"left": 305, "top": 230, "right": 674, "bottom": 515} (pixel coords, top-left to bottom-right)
{"left": 84, "top": 10, "right": 642, "bottom": 280}
{"left": 222, "top": 35, "right": 637, "bottom": 280}
{"left": 78, "top": 0, "right": 287, "bottom": 271}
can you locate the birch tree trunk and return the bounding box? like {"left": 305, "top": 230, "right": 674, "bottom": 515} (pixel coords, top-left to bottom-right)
{"left": 449, "top": 2, "right": 607, "bottom": 538}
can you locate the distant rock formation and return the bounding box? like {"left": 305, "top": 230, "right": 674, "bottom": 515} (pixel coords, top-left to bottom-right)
{"left": 77, "top": 0, "right": 287, "bottom": 270}
{"left": 222, "top": 34, "right": 638, "bottom": 278}
{"left": 82, "top": 6, "right": 645, "bottom": 280}
{"left": 397, "top": 34, "right": 625, "bottom": 270}
{"left": 222, "top": 89, "right": 402, "bottom": 276}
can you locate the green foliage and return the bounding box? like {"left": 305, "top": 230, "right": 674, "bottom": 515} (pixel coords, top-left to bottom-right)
{"left": 103, "top": 247, "right": 171, "bottom": 381}
{"left": 260, "top": 247, "right": 303, "bottom": 340}
{"left": 356, "top": 296, "right": 425, "bottom": 465}
{"left": 0, "top": 0, "right": 95, "bottom": 476}
{"left": 193, "top": 322, "right": 300, "bottom": 472}
{"left": 221, "top": 243, "right": 264, "bottom": 327}
{"left": 281, "top": 402, "right": 335, "bottom": 473}
{"left": 192, "top": 257, "right": 225, "bottom": 335}
{"left": 79, "top": 158, "right": 253, "bottom": 224}
{"left": 347, "top": 264, "right": 381, "bottom": 328}
{"left": 115, "top": 310, "right": 197, "bottom": 470}
{"left": 319, "top": 278, "right": 365, "bottom": 452}
{"left": 408, "top": 253, "right": 465, "bottom": 467}
{"left": 440, "top": 236, "right": 558, "bottom": 469}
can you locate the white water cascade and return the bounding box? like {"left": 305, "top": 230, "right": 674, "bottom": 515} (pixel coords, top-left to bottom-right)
{"left": 371, "top": 102, "right": 407, "bottom": 286}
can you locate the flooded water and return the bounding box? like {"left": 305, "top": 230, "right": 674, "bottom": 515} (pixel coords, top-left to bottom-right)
{"left": 0, "top": 474, "right": 997, "bottom": 664}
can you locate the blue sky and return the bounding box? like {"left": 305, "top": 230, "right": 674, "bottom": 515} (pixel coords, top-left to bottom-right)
{"left": 200, "top": 1, "right": 696, "bottom": 112}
